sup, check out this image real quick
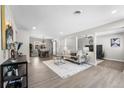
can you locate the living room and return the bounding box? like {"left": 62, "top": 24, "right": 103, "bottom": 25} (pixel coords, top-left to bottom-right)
{"left": 1, "top": 5, "right": 124, "bottom": 88}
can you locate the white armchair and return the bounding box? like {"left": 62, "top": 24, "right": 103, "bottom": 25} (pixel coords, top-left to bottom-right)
{"left": 77, "top": 50, "right": 88, "bottom": 64}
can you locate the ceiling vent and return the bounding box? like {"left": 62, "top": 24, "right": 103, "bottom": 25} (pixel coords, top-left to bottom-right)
{"left": 74, "top": 10, "right": 82, "bottom": 15}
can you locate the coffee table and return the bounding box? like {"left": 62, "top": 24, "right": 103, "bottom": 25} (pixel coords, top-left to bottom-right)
{"left": 54, "top": 55, "right": 65, "bottom": 65}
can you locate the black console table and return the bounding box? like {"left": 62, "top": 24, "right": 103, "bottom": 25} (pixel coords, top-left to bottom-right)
{"left": 0, "top": 55, "right": 28, "bottom": 88}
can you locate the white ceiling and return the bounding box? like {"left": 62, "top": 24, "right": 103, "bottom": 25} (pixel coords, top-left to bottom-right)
{"left": 10, "top": 5, "right": 124, "bottom": 38}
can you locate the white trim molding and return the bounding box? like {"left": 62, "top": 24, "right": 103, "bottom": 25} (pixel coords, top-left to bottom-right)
{"left": 104, "top": 58, "right": 124, "bottom": 62}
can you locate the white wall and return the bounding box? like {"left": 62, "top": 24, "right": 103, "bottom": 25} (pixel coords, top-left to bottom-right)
{"left": 78, "top": 37, "right": 93, "bottom": 50}
{"left": 96, "top": 32, "right": 124, "bottom": 62}
{"left": 66, "top": 36, "right": 76, "bottom": 52}
{"left": 0, "top": 6, "right": 17, "bottom": 64}
{"left": 16, "top": 30, "right": 30, "bottom": 62}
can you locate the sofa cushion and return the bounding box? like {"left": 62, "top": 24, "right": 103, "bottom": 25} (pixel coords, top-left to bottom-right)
{"left": 70, "top": 53, "right": 77, "bottom": 56}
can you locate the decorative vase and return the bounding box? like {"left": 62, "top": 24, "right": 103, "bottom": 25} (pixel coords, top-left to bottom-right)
{"left": 11, "top": 49, "right": 16, "bottom": 60}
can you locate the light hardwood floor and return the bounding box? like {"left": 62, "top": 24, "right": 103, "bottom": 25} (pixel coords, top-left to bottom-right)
{"left": 28, "top": 57, "right": 124, "bottom": 88}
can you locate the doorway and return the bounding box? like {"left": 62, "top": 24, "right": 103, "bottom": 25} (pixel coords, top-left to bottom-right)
{"left": 29, "top": 37, "right": 53, "bottom": 58}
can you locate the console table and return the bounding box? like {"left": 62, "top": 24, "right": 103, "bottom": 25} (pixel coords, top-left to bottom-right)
{"left": 0, "top": 55, "right": 28, "bottom": 88}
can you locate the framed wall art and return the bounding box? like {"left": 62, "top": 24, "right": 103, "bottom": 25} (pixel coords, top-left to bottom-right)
{"left": 1, "top": 5, "right": 13, "bottom": 49}
{"left": 111, "top": 38, "right": 120, "bottom": 47}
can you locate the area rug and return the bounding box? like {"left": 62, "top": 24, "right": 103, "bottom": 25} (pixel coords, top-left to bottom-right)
{"left": 43, "top": 60, "right": 92, "bottom": 79}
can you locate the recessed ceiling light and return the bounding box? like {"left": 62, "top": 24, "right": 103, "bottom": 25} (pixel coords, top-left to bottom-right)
{"left": 33, "top": 26, "right": 36, "bottom": 30}
{"left": 60, "top": 32, "right": 63, "bottom": 35}
{"left": 112, "top": 10, "right": 117, "bottom": 14}
{"left": 74, "top": 10, "right": 82, "bottom": 15}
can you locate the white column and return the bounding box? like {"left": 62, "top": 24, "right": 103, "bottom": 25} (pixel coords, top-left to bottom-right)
{"left": 64, "top": 38, "right": 67, "bottom": 49}
{"left": 94, "top": 33, "right": 97, "bottom": 66}
{"left": 76, "top": 36, "right": 78, "bottom": 51}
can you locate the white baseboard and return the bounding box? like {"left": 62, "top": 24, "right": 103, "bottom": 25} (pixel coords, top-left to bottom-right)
{"left": 87, "top": 62, "right": 96, "bottom": 66}
{"left": 104, "top": 58, "right": 124, "bottom": 62}
{"left": 97, "top": 59, "right": 104, "bottom": 64}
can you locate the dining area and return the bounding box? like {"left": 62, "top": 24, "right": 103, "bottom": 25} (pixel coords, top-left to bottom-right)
{"left": 29, "top": 37, "right": 53, "bottom": 58}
